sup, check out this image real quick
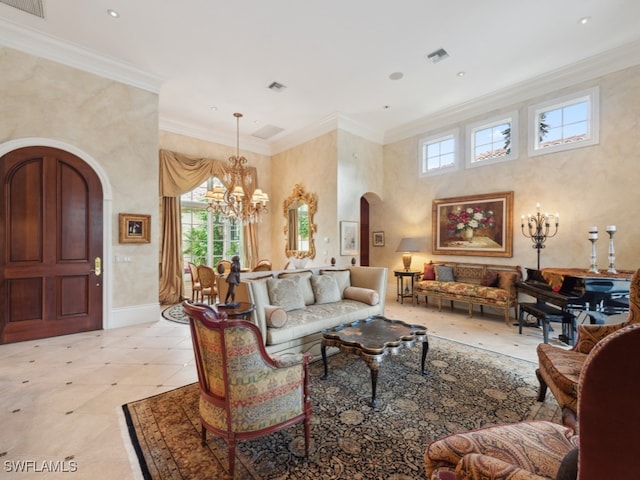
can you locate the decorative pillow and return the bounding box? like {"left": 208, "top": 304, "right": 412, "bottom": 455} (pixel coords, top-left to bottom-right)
{"left": 497, "top": 271, "right": 519, "bottom": 291}
{"left": 319, "top": 269, "right": 351, "bottom": 297}
{"left": 310, "top": 274, "right": 341, "bottom": 304}
{"left": 279, "top": 270, "right": 315, "bottom": 305}
{"left": 343, "top": 286, "right": 379, "bottom": 306}
{"left": 423, "top": 262, "right": 436, "bottom": 280}
{"left": 264, "top": 305, "right": 288, "bottom": 328}
{"left": 480, "top": 270, "right": 499, "bottom": 287}
{"left": 266, "top": 276, "right": 305, "bottom": 311}
{"left": 435, "top": 265, "right": 455, "bottom": 282}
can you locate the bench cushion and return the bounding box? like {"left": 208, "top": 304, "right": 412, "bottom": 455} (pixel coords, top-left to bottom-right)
{"left": 415, "top": 281, "right": 509, "bottom": 305}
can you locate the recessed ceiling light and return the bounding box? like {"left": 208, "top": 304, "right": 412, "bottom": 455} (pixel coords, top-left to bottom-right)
{"left": 457, "top": 71, "right": 466, "bottom": 77}
{"left": 578, "top": 16, "right": 591, "bottom": 25}
{"left": 107, "top": 9, "right": 120, "bottom": 18}
{"left": 383, "top": 105, "right": 390, "bottom": 110}
{"left": 389, "top": 72, "right": 404, "bottom": 80}
{"left": 209, "top": 106, "right": 218, "bottom": 111}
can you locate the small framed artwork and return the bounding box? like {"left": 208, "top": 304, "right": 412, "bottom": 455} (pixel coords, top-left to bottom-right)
{"left": 119, "top": 213, "right": 151, "bottom": 244}
{"left": 372, "top": 231, "right": 385, "bottom": 247}
{"left": 432, "top": 191, "right": 513, "bottom": 257}
{"left": 340, "top": 221, "right": 359, "bottom": 256}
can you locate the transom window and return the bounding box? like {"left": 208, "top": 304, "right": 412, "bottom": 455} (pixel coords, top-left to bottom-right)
{"left": 528, "top": 86, "right": 599, "bottom": 156}
{"left": 466, "top": 111, "right": 518, "bottom": 168}
{"left": 181, "top": 178, "right": 242, "bottom": 268}
{"left": 419, "top": 129, "right": 459, "bottom": 177}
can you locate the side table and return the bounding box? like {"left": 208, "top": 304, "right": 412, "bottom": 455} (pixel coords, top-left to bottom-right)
{"left": 215, "top": 301, "right": 255, "bottom": 320}
{"left": 394, "top": 270, "right": 420, "bottom": 304}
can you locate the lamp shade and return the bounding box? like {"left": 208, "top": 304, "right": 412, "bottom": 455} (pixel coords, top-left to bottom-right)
{"left": 396, "top": 237, "right": 419, "bottom": 253}
{"left": 396, "top": 237, "right": 419, "bottom": 271}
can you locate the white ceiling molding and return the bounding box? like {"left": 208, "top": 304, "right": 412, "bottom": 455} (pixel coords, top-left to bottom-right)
{"left": 384, "top": 38, "right": 640, "bottom": 145}
{"left": 159, "top": 117, "right": 272, "bottom": 157}
{"left": 269, "top": 112, "right": 384, "bottom": 155}
{"left": 0, "top": 17, "right": 163, "bottom": 93}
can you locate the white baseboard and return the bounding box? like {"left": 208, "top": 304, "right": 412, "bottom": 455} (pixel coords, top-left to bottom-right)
{"left": 107, "top": 303, "right": 161, "bottom": 330}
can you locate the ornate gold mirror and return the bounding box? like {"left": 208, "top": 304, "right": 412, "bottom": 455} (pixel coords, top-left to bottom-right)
{"left": 283, "top": 184, "right": 317, "bottom": 259}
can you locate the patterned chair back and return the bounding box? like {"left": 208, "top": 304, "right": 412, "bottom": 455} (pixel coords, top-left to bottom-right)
{"left": 183, "top": 301, "right": 308, "bottom": 434}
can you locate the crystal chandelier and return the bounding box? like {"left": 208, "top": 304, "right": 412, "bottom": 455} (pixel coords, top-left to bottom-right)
{"left": 205, "top": 113, "right": 269, "bottom": 223}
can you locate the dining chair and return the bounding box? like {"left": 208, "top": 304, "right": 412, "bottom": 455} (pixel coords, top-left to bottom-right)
{"left": 197, "top": 265, "right": 217, "bottom": 304}
{"left": 251, "top": 259, "right": 272, "bottom": 272}
{"left": 187, "top": 262, "right": 202, "bottom": 302}
{"left": 216, "top": 259, "right": 232, "bottom": 276}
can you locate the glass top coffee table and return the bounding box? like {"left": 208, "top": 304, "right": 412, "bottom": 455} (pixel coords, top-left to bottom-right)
{"left": 321, "top": 315, "right": 428, "bottom": 407}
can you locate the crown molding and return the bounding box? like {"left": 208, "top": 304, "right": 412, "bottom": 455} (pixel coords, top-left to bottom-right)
{"left": 384, "top": 39, "right": 640, "bottom": 145}
{"left": 159, "top": 117, "right": 272, "bottom": 157}
{"left": 0, "top": 18, "right": 163, "bottom": 93}
{"left": 269, "top": 112, "right": 384, "bottom": 155}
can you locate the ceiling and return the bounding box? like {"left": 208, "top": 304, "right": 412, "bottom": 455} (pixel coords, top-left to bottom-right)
{"left": 1, "top": 0, "right": 640, "bottom": 154}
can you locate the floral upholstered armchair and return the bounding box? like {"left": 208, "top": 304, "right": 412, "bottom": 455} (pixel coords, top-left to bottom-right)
{"left": 425, "top": 323, "right": 640, "bottom": 480}
{"left": 182, "top": 301, "right": 312, "bottom": 478}
{"left": 536, "top": 267, "right": 639, "bottom": 427}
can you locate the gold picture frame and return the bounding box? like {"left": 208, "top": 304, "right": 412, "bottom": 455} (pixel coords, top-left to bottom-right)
{"left": 119, "top": 213, "right": 151, "bottom": 244}
{"left": 432, "top": 191, "right": 513, "bottom": 257}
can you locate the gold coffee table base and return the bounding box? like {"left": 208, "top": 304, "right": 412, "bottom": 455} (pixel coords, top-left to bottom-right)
{"left": 321, "top": 315, "right": 428, "bottom": 407}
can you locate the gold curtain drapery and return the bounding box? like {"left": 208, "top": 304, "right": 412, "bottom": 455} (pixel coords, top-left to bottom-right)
{"left": 158, "top": 149, "right": 261, "bottom": 305}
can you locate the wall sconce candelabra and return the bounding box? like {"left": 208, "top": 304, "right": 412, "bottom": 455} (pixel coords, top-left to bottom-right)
{"left": 205, "top": 113, "right": 269, "bottom": 224}
{"left": 521, "top": 203, "right": 559, "bottom": 270}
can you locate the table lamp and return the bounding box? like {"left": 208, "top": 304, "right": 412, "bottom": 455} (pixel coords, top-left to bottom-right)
{"left": 396, "top": 237, "right": 419, "bottom": 271}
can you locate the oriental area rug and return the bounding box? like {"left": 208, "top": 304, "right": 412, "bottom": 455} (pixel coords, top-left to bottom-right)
{"left": 122, "top": 336, "right": 559, "bottom": 480}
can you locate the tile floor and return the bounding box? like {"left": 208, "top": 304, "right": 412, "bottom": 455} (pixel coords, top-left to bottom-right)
{"left": 0, "top": 291, "right": 568, "bottom": 479}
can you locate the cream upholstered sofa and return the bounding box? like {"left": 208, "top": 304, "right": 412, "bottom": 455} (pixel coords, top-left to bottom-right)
{"left": 217, "top": 266, "right": 388, "bottom": 356}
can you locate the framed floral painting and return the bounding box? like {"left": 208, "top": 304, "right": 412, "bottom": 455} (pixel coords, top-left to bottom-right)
{"left": 432, "top": 191, "right": 513, "bottom": 257}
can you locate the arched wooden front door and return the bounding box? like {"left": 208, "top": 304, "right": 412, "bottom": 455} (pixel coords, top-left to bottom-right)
{"left": 0, "top": 146, "right": 103, "bottom": 344}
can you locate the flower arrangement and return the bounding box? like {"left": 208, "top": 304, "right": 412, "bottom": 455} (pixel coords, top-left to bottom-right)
{"left": 447, "top": 206, "right": 494, "bottom": 233}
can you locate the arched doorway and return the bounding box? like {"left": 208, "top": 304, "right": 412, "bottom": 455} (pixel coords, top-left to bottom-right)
{"left": 0, "top": 145, "right": 106, "bottom": 343}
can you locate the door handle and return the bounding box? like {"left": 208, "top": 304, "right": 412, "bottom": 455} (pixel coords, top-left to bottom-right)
{"left": 90, "top": 257, "right": 102, "bottom": 276}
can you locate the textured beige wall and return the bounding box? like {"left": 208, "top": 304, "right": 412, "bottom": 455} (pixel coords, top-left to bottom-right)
{"left": 158, "top": 130, "right": 273, "bottom": 265}
{"left": 0, "top": 46, "right": 159, "bottom": 310}
{"left": 271, "top": 131, "right": 338, "bottom": 268}
{"left": 374, "top": 65, "right": 640, "bottom": 274}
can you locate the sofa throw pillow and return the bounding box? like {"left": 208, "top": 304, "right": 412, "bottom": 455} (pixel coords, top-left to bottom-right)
{"left": 422, "top": 262, "right": 436, "bottom": 280}
{"left": 279, "top": 270, "right": 315, "bottom": 305}
{"left": 266, "top": 276, "right": 305, "bottom": 311}
{"left": 310, "top": 274, "right": 341, "bottom": 304}
{"left": 264, "top": 304, "right": 288, "bottom": 328}
{"left": 480, "top": 270, "right": 499, "bottom": 287}
{"left": 344, "top": 286, "right": 379, "bottom": 306}
{"left": 435, "top": 265, "right": 455, "bottom": 282}
{"left": 319, "top": 269, "right": 351, "bottom": 297}
{"left": 497, "top": 271, "right": 519, "bottom": 291}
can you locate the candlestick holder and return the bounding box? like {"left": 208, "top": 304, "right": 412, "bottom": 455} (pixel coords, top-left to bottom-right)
{"left": 606, "top": 225, "right": 617, "bottom": 274}
{"left": 588, "top": 227, "right": 599, "bottom": 273}
{"left": 521, "top": 203, "right": 559, "bottom": 270}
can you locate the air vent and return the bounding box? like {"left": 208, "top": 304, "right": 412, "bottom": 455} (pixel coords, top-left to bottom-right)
{"left": 0, "top": 0, "right": 44, "bottom": 18}
{"left": 426, "top": 48, "right": 449, "bottom": 63}
{"left": 268, "top": 81, "right": 286, "bottom": 92}
{"left": 252, "top": 124, "right": 285, "bottom": 140}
